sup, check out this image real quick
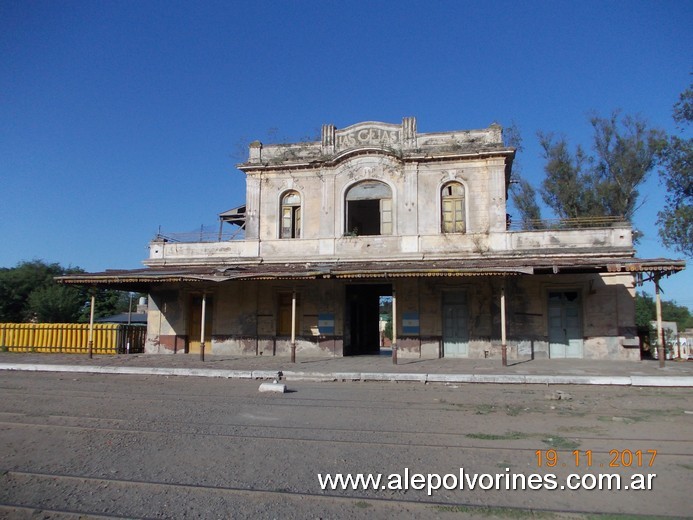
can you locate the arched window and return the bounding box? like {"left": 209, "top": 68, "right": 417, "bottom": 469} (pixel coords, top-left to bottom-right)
{"left": 441, "top": 182, "right": 465, "bottom": 233}
{"left": 280, "top": 191, "right": 301, "bottom": 238}
{"left": 345, "top": 181, "right": 392, "bottom": 236}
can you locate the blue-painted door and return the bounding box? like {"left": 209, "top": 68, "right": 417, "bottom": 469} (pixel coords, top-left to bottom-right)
{"left": 548, "top": 291, "right": 583, "bottom": 358}
{"left": 443, "top": 292, "right": 469, "bottom": 358}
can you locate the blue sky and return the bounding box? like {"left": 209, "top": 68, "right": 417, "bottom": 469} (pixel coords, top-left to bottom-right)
{"left": 1, "top": 0, "right": 691, "bottom": 309}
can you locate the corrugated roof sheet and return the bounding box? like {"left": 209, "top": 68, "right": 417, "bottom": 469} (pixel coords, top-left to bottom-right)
{"left": 56, "top": 256, "right": 685, "bottom": 288}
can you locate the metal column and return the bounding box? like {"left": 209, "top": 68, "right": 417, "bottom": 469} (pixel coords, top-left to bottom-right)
{"left": 392, "top": 287, "right": 398, "bottom": 365}
{"left": 501, "top": 283, "right": 507, "bottom": 367}
{"left": 291, "top": 289, "right": 297, "bottom": 363}
{"left": 654, "top": 274, "right": 665, "bottom": 368}
{"left": 87, "top": 294, "right": 95, "bottom": 359}
{"left": 200, "top": 293, "right": 207, "bottom": 362}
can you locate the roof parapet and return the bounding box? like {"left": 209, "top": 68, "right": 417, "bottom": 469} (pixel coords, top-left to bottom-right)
{"left": 239, "top": 117, "right": 511, "bottom": 169}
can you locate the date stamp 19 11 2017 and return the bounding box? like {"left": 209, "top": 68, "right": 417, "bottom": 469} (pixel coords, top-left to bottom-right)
{"left": 536, "top": 449, "right": 657, "bottom": 468}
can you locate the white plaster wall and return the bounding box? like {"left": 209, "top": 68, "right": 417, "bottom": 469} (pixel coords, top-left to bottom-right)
{"left": 255, "top": 170, "right": 325, "bottom": 241}
{"left": 145, "top": 290, "right": 188, "bottom": 354}
{"left": 146, "top": 227, "right": 633, "bottom": 265}
{"left": 416, "top": 161, "right": 494, "bottom": 236}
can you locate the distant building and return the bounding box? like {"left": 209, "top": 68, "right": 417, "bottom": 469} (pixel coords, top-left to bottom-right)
{"left": 95, "top": 313, "right": 147, "bottom": 325}
{"left": 60, "top": 118, "right": 684, "bottom": 360}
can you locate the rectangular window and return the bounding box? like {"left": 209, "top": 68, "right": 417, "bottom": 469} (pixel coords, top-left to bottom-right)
{"left": 442, "top": 199, "right": 465, "bottom": 233}
{"left": 294, "top": 207, "right": 301, "bottom": 238}
{"left": 380, "top": 198, "right": 392, "bottom": 235}
{"left": 281, "top": 207, "right": 293, "bottom": 238}
{"left": 281, "top": 206, "right": 301, "bottom": 238}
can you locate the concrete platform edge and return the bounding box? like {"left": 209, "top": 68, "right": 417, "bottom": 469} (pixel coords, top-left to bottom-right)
{"left": 1, "top": 363, "right": 692, "bottom": 387}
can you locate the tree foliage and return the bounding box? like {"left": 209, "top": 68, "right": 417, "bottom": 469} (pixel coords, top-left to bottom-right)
{"left": 635, "top": 292, "right": 693, "bottom": 330}
{"left": 537, "top": 132, "right": 595, "bottom": 219}
{"left": 383, "top": 317, "right": 393, "bottom": 341}
{"left": 511, "top": 113, "right": 665, "bottom": 228}
{"left": 82, "top": 290, "right": 133, "bottom": 322}
{"left": 537, "top": 113, "right": 665, "bottom": 222}
{"left": 0, "top": 260, "right": 133, "bottom": 323}
{"left": 27, "top": 284, "right": 85, "bottom": 323}
{"left": 657, "top": 82, "right": 693, "bottom": 257}
{"left": 510, "top": 178, "right": 544, "bottom": 229}
{"left": 590, "top": 113, "right": 666, "bottom": 219}
{"left": 0, "top": 260, "right": 78, "bottom": 322}
{"left": 506, "top": 122, "right": 545, "bottom": 229}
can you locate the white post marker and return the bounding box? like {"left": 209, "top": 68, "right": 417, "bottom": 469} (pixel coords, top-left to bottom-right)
{"left": 259, "top": 382, "right": 287, "bottom": 393}
{"left": 88, "top": 294, "right": 95, "bottom": 359}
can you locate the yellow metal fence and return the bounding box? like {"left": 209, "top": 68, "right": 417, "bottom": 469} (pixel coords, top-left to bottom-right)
{"left": 0, "top": 323, "right": 146, "bottom": 355}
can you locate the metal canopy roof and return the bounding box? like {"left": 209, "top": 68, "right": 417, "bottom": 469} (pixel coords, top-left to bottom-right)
{"left": 56, "top": 256, "right": 685, "bottom": 290}
{"left": 218, "top": 204, "right": 246, "bottom": 228}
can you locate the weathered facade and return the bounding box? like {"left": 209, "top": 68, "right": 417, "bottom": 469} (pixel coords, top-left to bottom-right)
{"left": 61, "top": 118, "right": 684, "bottom": 360}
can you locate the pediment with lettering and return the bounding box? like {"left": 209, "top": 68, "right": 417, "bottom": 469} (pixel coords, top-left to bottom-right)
{"left": 334, "top": 122, "right": 402, "bottom": 151}
{"left": 319, "top": 118, "right": 417, "bottom": 157}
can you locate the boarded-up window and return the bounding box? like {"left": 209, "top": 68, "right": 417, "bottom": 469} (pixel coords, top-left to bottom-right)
{"left": 441, "top": 182, "right": 465, "bottom": 233}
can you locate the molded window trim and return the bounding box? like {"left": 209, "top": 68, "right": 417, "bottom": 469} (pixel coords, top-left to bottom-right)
{"left": 280, "top": 191, "right": 301, "bottom": 239}
{"left": 441, "top": 181, "right": 466, "bottom": 233}
{"left": 344, "top": 180, "right": 393, "bottom": 236}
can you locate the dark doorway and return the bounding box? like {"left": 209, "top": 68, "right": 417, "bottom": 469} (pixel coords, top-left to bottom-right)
{"left": 344, "top": 284, "right": 392, "bottom": 355}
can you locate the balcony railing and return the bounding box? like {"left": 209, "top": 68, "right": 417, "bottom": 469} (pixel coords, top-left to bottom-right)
{"left": 154, "top": 224, "right": 245, "bottom": 243}
{"left": 153, "top": 217, "right": 629, "bottom": 244}
{"left": 507, "top": 215, "right": 628, "bottom": 232}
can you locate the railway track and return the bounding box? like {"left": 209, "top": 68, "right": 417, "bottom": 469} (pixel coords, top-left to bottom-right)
{"left": 0, "top": 414, "right": 691, "bottom": 455}
{"left": 2, "top": 468, "right": 688, "bottom": 520}
{"left": 0, "top": 371, "right": 690, "bottom": 518}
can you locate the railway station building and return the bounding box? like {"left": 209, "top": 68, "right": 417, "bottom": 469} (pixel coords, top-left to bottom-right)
{"left": 60, "top": 118, "right": 684, "bottom": 361}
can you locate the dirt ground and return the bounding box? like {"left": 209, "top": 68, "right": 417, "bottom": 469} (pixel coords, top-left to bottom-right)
{"left": 0, "top": 371, "right": 691, "bottom": 519}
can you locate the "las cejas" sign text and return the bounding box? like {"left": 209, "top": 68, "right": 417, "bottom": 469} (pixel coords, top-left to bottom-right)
{"left": 336, "top": 127, "right": 401, "bottom": 150}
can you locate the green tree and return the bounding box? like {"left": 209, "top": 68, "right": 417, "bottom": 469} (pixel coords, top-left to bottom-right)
{"left": 27, "top": 284, "right": 85, "bottom": 323}
{"left": 539, "top": 113, "right": 665, "bottom": 222}
{"left": 538, "top": 132, "right": 596, "bottom": 218}
{"left": 634, "top": 292, "right": 655, "bottom": 328}
{"left": 506, "top": 123, "right": 545, "bottom": 229}
{"left": 635, "top": 292, "right": 693, "bottom": 331}
{"left": 661, "top": 300, "right": 693, "bottom": 331}
{"left": 589, "top": 113, "right": 665, "bottom": 220}
{"left": 0, "top": 260, "right": 134, "bottom": 323}
{"left": 510, "top": 178, "right": 544, "bottom": 229}
{"left": 0, "top": 260, "right": 81, "bottom": 322}
{"left": 657, "top": 82, "right": 693, "bottom": 257}
{"left": 513, "top": 113, "right": 665, "bottom": 227}
{"left": 78, "top": 290, "right": 134, "bottom": 322}
{"left": 383, "top": 317, "right": 393, "bottom": 341}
